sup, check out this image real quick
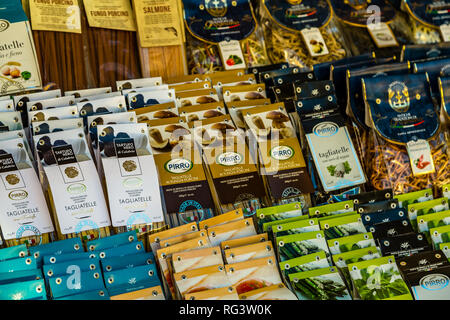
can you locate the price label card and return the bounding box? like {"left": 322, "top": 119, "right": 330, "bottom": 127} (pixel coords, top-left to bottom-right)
{"left": 367, "top": 22, "right": 399, "bottom": 48}
{"left": 219, "top": 40, "right": 246, "bottom": 70}
{"left": 301, "top": 27, "right": 329, "bottom": 57}
{"left": 83, "top": 0, "right": 136, "bottom": 31}
{"left": 407, "top": 139, "right": 435, "bottom": 176}
{"left": 29, "top": 0, "right": 81, "bottom": 33}
{"left": 440, "top": 24, "right": 450, "bottom": 42}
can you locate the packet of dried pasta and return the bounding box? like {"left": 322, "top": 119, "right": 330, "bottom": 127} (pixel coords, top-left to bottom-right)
{"left": 239, "top": 283, "right": 297, "bottom": 300}
{"left": 362, "top": 73, "right": 450, "bottom": 195}
{"left": 401, "top": 0, "right": 450, "bottom": 44}
{"left": 185, "top": 286, "right": 239, "bottom": 300}
{"left": 33, "top": 128, "right": 111, "bottom": 242}
{"left": 27, "top": 96, "right": 76, "bottom": 111}
{"left": 182, "top": 0, "right": 269, "bottom": 74}
{"left": 0, "top": 138, "right": 54, "bottom": 247}
{"left": 401, "top": 43, "right": 450, "bottom": 62}
{"left": 330, "top": 0, "right": 411, "bottom": 58}
{"left": 96, "top": 123, "right": 165, "bottom": 249}
{"left": 259, "top": 0, "right": 348, "bottom": 68}
{"left": 180, "top": 102, "right": 226, "bottom": 123}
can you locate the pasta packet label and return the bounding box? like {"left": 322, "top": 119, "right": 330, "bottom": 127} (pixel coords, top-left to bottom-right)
{"left": 333, "top": 246, "right": 382, "bottom": 270}
{"left": 0, "top": 244, "right": 28, "bottom": 261}
{"left": 401, "top": 43, "right": 450, "bottom": 62}
{"left": 28, "top": 96, "right": 76, "bottom": 111}
{"left": 43, "top": 251, "right": 97, "bottom": 266}
{"left": 148, "top": 222, "right": 198, "bottom": 254}
{"left": 65, "top": 87, "right": 112, "bottom": 98}
{"left": 207, "top": 218, "right": 257, "bottom": 247}
{"left": 327, "top": 233, "right": 376, "bottom": 255}
{"left": 407, "top": 265, "right": 450, "bottom": 300}
{"left": 279, "top": 251, "right": 330, "bottom": 280}
{"left": 49, "top": 270, "right": 105, "bottom": 299}
{"left": 379, "top": 233, "right": 432, "bottom": 258}
{"left": 223, "top": 84, "right": 267, "bottom": 103}
{"left": 159, "top": 230, "right": 207, "bottom": 248}
{"left": 361, "top": 208, "right": 407, "bottom": 228}
{"left": 273, "top": 218, "right": 320, "bottom": 238}
{"left": 28, "top": 106, "right": 79, "bottom": 127}
{"left": 224, "top": 241, "right": 274, "bottom": 264}
{"left": 309, "top": 200, "right": 353, "bottom": 218}
{"left": 185, "top": 286, "right": 239, "bottom": 301}
{"left": 258, "top": 137, "right": 314, "bottom": 199}
{"left": 355, "top": 199, "right": 399, "bottom": 214}
{"left": 134, "top": 102, "right": 178, "bottom": 122}
{"left": 349, "top": 189, "right": 393, "bottom": 205}
{"left": 0, "top": 1, "right": 42, "bottom": 95}
{"left": 221, "top": 233, "right": 268, "bottom": 251}
{"left": 288, "top": 266, "right": 351, "bottom": 300}
{"left": 394, "top": 188, "right": 433, "bottom": 208}
{"left": 0, "top": 268, "right": 43, "bottom": 285}
{"left": 14, "top": 89, "right": 61, "bottom": 122}
{"left": 34, "top": 129, "right": 111, "bottom": 235}
{"left": 294, "top": 80, "right": 335, "bottom": 100}
{"left": 29, "top": 0, "right": 82, "bottom": 33}
{"left": 0, "top": 279, "right": 46, "bottom": 300}
{"left": 97, "top": 123, "right": 164, "bottom": 226}
{"left": 180, "top": 102, "right": 226, "bottom": 123}
{"left": 74, "top": 92, "right": 122, "bottom": 104}
{"left": 0, "top": 111, "right": 23, "bottom": 131}
{"left": 257, "top": 202, "right": 303, "bottom": 228}
{"left": 272, "top": 71, "right": 316, "bottom": 86}
{"left": 406, "top": 139, "right": 436, "bottom": 176}
{"left": 417, "top": 210, "right": 450, "bottom": 236}
{"left": 408, "top": 198, "right": 450, "bottom": 228}
{"left": 0, "top": 138, "right": 54, "bottom": 241}
{"left": 320, "top": 214, "right": 367, "bottom": 240}
{"left": 239, "top": 283, "right": 297, "bottom": 300}
{"left": 172, "top": 246, "right": 223, "bottom": 274}
{"left": 247, "top": 63, "right": 289, "bottom": 79}
{"left": 368, "top": 220, "right": 414, "bottom": 240}
{"left": 153, "top": 146, "right": 215, "bottom": 219}
{"left": 295, "top": 95, "right": 338, "bottom": 117}
{"left": 117, "top": 77, "right": 162, "bottom": 91}
{"left": 260, "top": 67, "right": 303, "bottom": 87}
{"left": 169, "top": 81, "right": 211, "bottom": 93}
{"left": 127, "top": 89, "right": 176, "bottom": 110}
{"left": 431, "top": 225, "right": 450, "bottom": 249}
{"left": 276, "top": 230, "right": 330, "bottom": 262}
{"left": 404, "top": 0, "right": 450, "bottom": 40}
{"left": 86, "top": 230, "right": 138, "bottom": 253}
{"left": 226, "top": 256, "right": 282, "bottom": 295}
{"left": 444, "top": 184, "right": 450, "bottom": 199}
{"left": 176, "top": 89, "right": 219, "bottom": 109}
{"left": 146, "top": 117, "right": 190, "bottom": 154}
{"left": 199, "top": 209, "right": 243, "bottom": 230}
{"left": 110, "top": 285, "right": 165, "bottom": 300}
{"left": 56, "top": 289, "right": 109, "bottom": 300}
{"left": 101, "top": 253, "right": 154, "bottom": 273}
{"left": 174, "top": 264, "right": 230, "bottom": 298}
{"left": 228, "top": 98, "right": 271, "bottom": 130}
{"left": 0, "top": 129, "right": 33, "bottom": 161}
{"left": 348, "top": 256, "right": 413, "bottom": 300}
{"left": 94, "top": 241, "right": 145, "bottom": 260}
{"left": 104, "top": 264, "right": 160, "bottom": 296}
{"left": 244, "top": 103, "right": 296, "bottom": 141}
{"left": 396, "top": 250, "right": 450, "bottom": 275}
{"left": 77, "top": 96, "right": 127, "bottom": 120}
{"left": 366, "top": 22, "right": 399, "bottom": 48}
{"left": 302, "top": 112, "right": 366, "bottom": 192}
{"left": 218, "top": 40, "right": 246, "bottom": 71}
{"left": 43, "top": 258, "right": 101, "bottom": 278}
{"left": 301, "top": 27, "right": 330, "bottom": 57}
{"left": 83, "top": 0, "right": 136, "bottom": 32}
{"left": 33, "top": 118, "right": 83, "bottom": 136}
{"left": 0, "top": 99, "right": 14, "bottom": 112}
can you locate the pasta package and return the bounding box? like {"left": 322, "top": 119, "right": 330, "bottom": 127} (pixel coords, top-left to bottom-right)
{"left": 259, "top": 0, "right": 348, "bottom": 68}
{"left": 330, "top": 0, "right": 411, "bottom": 58}
{"left": 362, "top": 73, "right": 450, "bottom": 195}
{"left": 182, "top": 0, "right": 269, "bottom": 74}
{"left": 438, "top": 76, "right": 450, "bottom": 133}
{"left": 401, "top": 0, "right": 450, "bottom": 44}
{"left": 0, "top": 0, "right": 42, "bottom": 95}
{"left": 0, "top": 138, "right": 54, "bottom": 247}
{"left": 96, "top": 123, "right": 165, "bottom": 247}
{"left": 33, "top": 128, "right": 111, "bottom": 241}
{"left": 185, "top": 286, "right": 239, "bottom": 300}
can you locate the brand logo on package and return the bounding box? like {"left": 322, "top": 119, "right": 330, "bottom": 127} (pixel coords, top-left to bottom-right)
{"left": 313, "top": 122, "right": 339, "bottom": 137}
{"left": 420, "top": 274, "right": 450, "bottom": 291}
{"left": 165, "top": 158, "right": 193, "bottom": 174}
{"left": 217, "top": 152, "right": 243, "bottom": 166}
{"left": 8, "top": 190, "right": 28, "bottom": 201}
{"left": 344, "top": 0, "right": 367, "bottom": 10}
{"left": 0, "top": 20, "right": 10, "bottom": 32}
{"left": 67, "top": 183, "right": 87, "bottom": 194}
{"left": 205, "top": 0, "right": 228, "bottom": 17}
{"left": 270, "top": 145, "right": 294, "bottom": 161}
{"left": 388, "top": 81, "right": 410, "bottom": 112}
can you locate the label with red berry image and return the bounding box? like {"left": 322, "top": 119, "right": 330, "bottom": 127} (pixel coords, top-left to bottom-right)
{"left": 407, "top": 139, "right": 436, "bottom": 176}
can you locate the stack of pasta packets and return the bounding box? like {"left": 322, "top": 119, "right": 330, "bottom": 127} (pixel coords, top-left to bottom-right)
{"left": 150, "top": 208, "right": 294, "bottom": 300}
{"left": 0, "top": 244, "right": 46, "bottom": 300}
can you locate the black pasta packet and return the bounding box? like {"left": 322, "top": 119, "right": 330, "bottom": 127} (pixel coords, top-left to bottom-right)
{"left": 378, "top": 233, "right": 432, "bottom": 258}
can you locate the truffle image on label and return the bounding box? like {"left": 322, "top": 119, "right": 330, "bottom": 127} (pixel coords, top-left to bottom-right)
{"left": 122, "top": 160, "right": 137, "bottom": 172}
{"left": 5, "top": 174, "right": 20, "bottom": 185}
{"left": 64, "top": 166, "right": 79, "bottom": 179}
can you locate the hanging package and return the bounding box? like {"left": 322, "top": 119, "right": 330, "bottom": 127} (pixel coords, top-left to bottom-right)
{"left": 402, "top": 0, "right": 450, "bottom": 44}
{"left": 259, "top": 0, "right": 348, "bottom": 68}
{"left": 362, "top": 73, "right": 450, "bottom": 195}
{"left": 330, "top": 0, "right": 412, "bottom": 58}
{"left": 0, "top": 0, "right": 42, "bottom": 95}
{"left": 182, "top": 0, "right": 269, "bottom": 74}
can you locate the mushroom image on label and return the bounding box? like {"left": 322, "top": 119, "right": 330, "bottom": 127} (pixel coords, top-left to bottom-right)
{"left": 149, "top": 128, "right": 169, "bottom": 150}
{"left": 153, "top": 110, "right": 178, "bottom": 119}
{"left": 196, "top": 96, "right": 217, "bottom": 104}
{"left": 230, "top": 95, "right": 241, "bottom": 102}
{"left": 266, "top": 111, "right": 293, "bottom": 139}
{"left": 64, "top": 166, "right": 79, "bottom": 178}
{"left": 5, "top": 174, "right": 20, "bottom": 185}
{"left": 252, "top": 116, "right": 271, "bottom": 137}
{"left": 245, "top": 91, "right": 265, "bottom": 100}
{"left": 122, "top": 160, "right": 137, "bottom": 172}
{"left": 180, "top": 100, "right": 193, "bottom": 107}
{"left": 188, "top": 114, "right": 200, "bottom": 122}
{"left": 203, "top": 109, "right": 224, "bottom": 119}
{"left": 165, "top": 125, "right": 191, "bottom": 148}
